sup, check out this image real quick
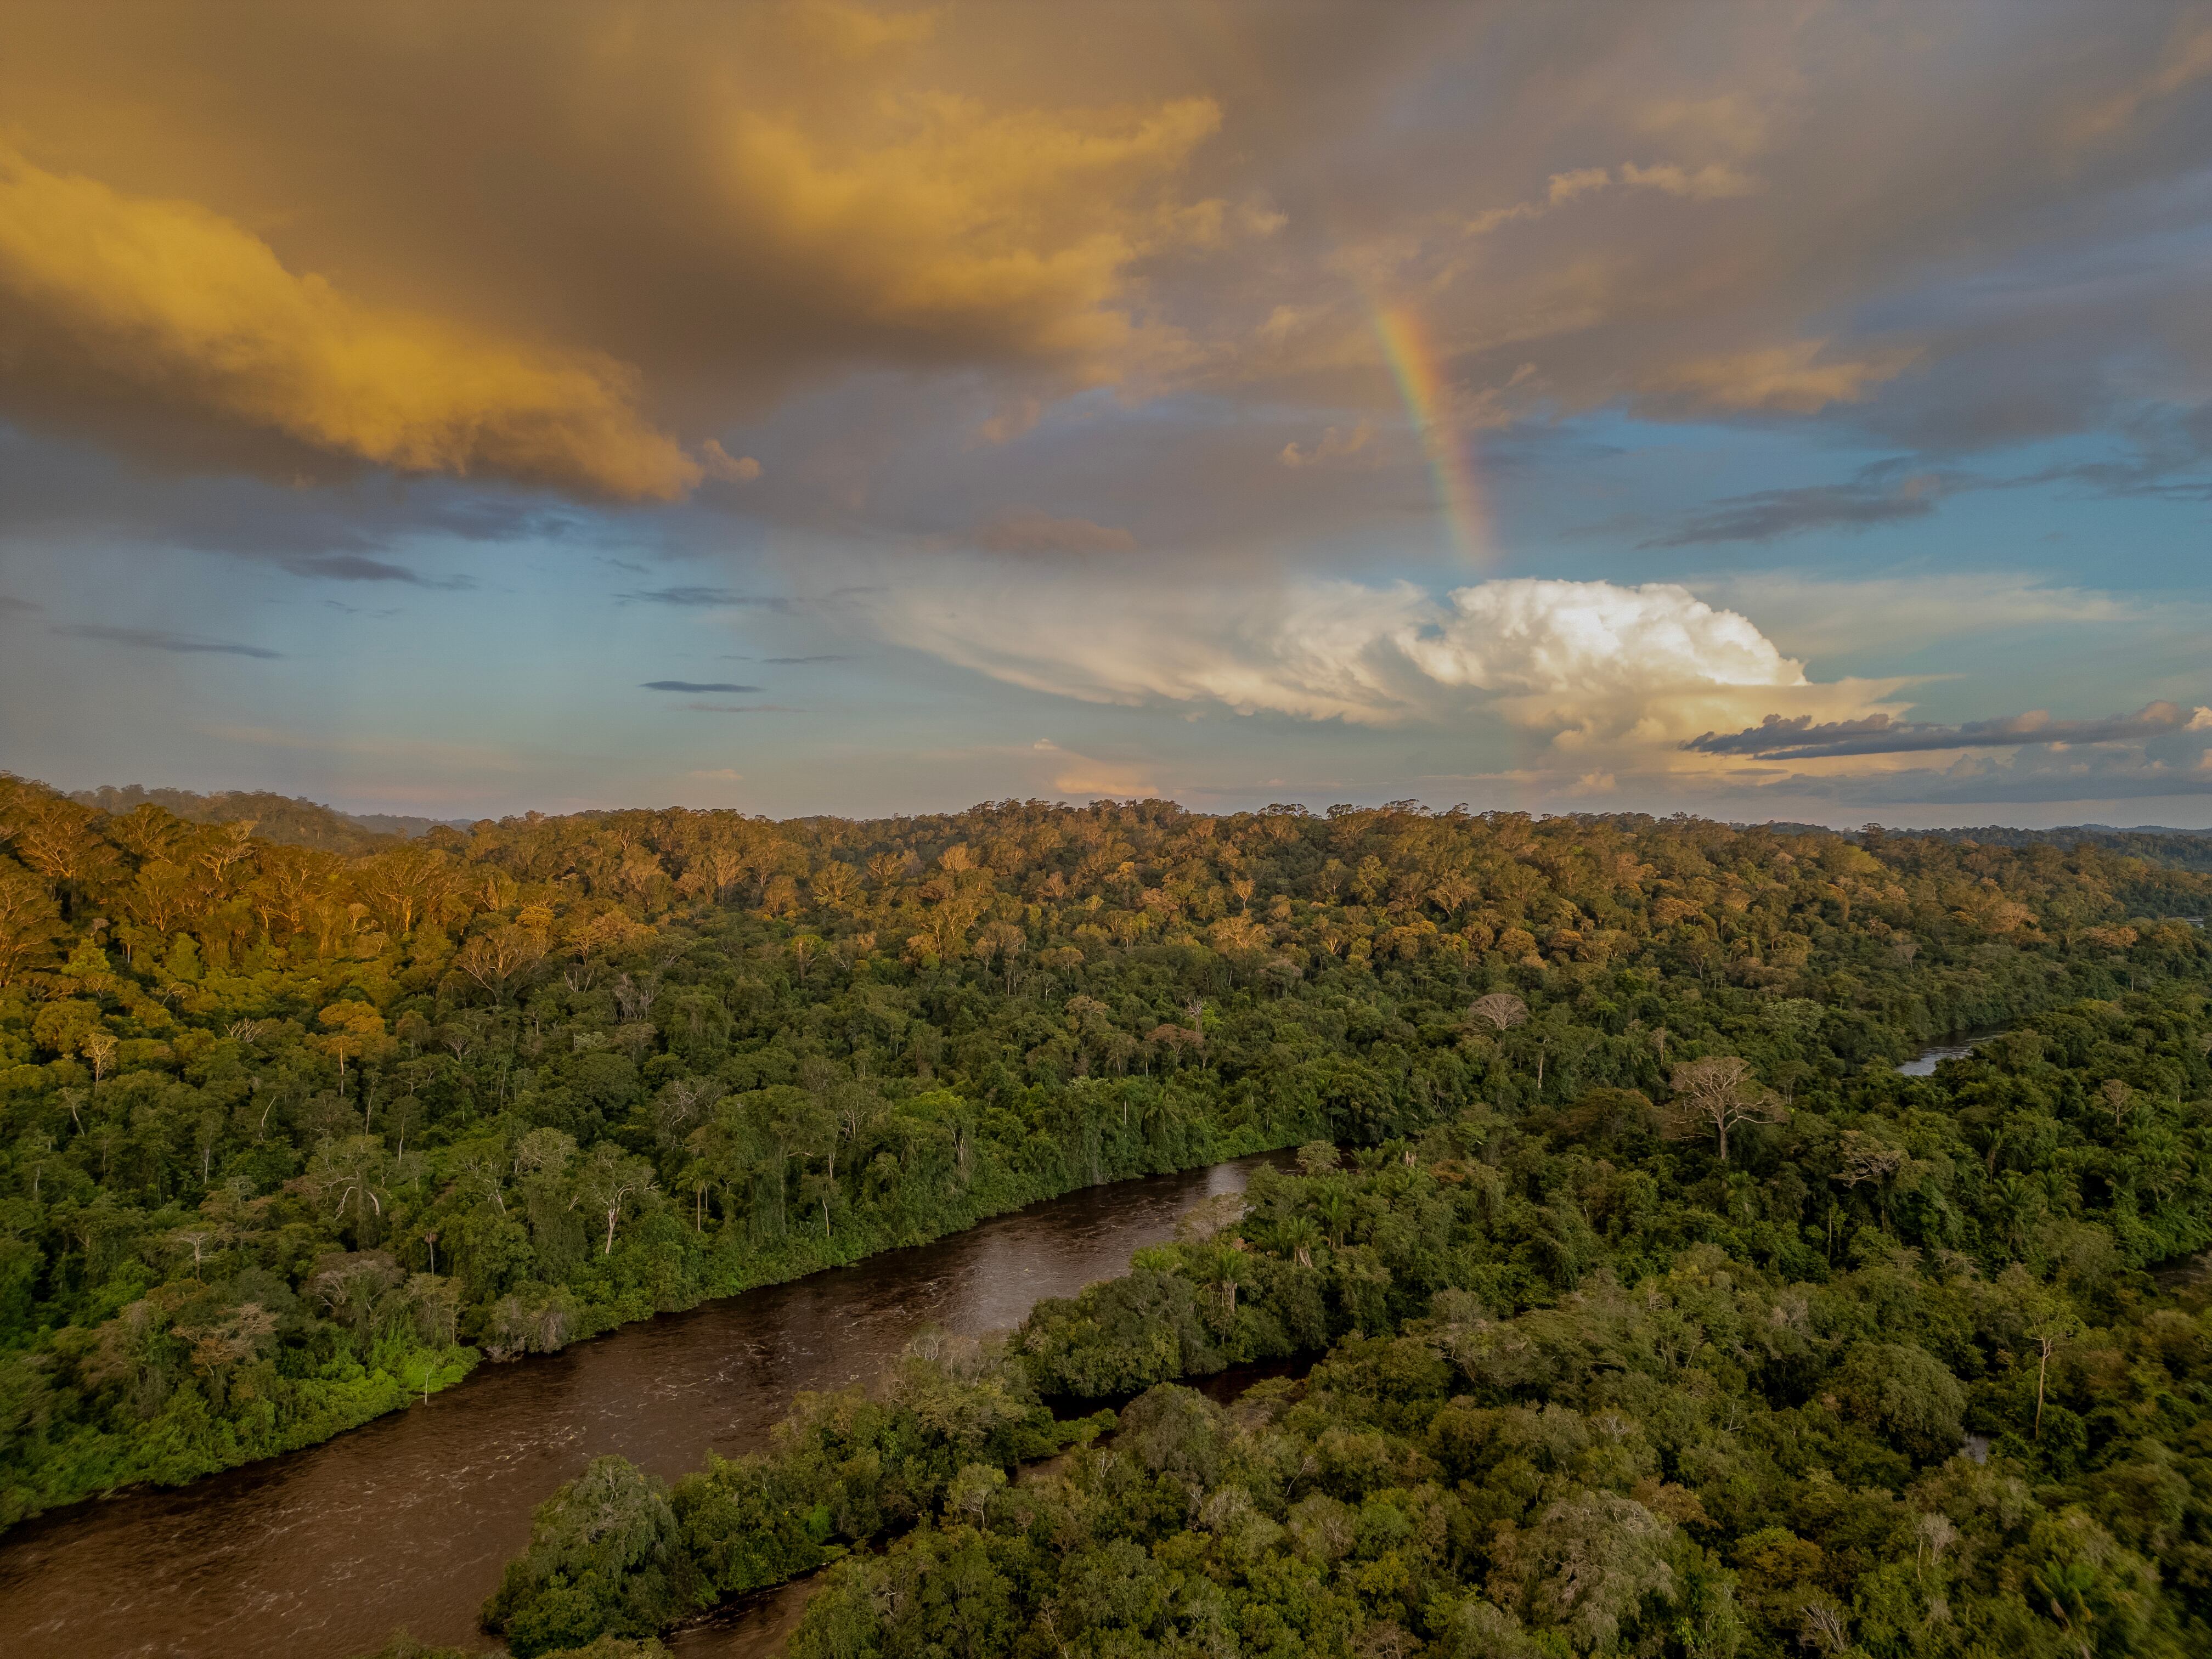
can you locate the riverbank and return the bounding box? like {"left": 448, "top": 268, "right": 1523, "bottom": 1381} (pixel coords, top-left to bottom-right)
{"left": 0, "top": 1112, "right": 1314, "bottom": 1537}
{"left": 661, "top": 1354, "right": 1316, "bottom": 1659}
{"left": 0, "top": 1150, "right": 1296, "bottom": 1659}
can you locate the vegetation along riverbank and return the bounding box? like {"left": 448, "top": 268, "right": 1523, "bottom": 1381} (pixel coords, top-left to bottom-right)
{"left": 480, "top": 979, "right": 2212, "bottom": 1659}
{"left": 2, "top": 771, "right": 2208, "bottom": 1559}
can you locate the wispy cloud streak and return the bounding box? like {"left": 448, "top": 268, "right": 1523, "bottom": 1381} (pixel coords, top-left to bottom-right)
{"left": 54, "top": 623, "right": 280, "bottom": 658}
{"left": 1686, "top": 703, "right": 2207, "bottom": 760}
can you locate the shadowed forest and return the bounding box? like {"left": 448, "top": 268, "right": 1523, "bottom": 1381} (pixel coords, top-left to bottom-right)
{"left": 4, "top": 772, "right": 2212, "bottom": 1659}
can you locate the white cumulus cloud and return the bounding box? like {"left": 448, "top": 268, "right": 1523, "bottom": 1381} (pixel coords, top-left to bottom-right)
{"left": 859, "top": 571, "right": 1903, "bottom": 757}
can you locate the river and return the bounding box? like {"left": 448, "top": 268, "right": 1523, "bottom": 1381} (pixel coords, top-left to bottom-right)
{"left": 0, "top": 1152, "right": 1292, "bottom": 1659}
{"left": 1897, "top": 1027, "right": 2007, "bottom": 1076}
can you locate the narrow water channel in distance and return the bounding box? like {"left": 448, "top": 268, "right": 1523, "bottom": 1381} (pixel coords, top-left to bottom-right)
{"left": 1897, "top": 1028, "right": 2007, "bottom": 1076}
{"left": 0, "top": 1152, "right": 1291, "bottom": 1659}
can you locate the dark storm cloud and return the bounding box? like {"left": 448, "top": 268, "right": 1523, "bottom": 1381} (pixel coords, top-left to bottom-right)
{"left": 1687, "top": 703, "right": 2198, "bottom": 761}
{"left": 53, "top": 623, "right": 281, "bottom": 659}
{"left": 641, "top": 681, "right": 761, "bottom": 693}
{"left": 0, "top": 594, "right": 38, "bottom": 613}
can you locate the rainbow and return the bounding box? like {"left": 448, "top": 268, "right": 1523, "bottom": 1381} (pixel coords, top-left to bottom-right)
{"left": 1370, "top": 302, "right": 1491, "bottom": 562}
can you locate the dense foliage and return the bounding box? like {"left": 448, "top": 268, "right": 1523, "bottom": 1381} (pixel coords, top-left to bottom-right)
{"left": 64, "top": 784, "right": 446, "bottom": 855}
{"left": 480, "top": 1339, "right": 1111, "bottom": 1655}
{"left": 780, "top": 985, "right": 2212, "bottom": 1659}
{"left": 1916, "top": 826, "right": 2212, "bottom": 877}
{"left": 3, "top": 770, "right": 2207, "bottom": 1541}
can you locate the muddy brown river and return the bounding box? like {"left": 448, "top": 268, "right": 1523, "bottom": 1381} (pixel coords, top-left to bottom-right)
{"left": 0, "top": 1153, "right": 1290, "bottom": 1659}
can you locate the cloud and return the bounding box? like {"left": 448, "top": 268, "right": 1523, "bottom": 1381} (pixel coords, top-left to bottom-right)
{"left": 1754, "top": 745, "right": 2212, "bottom": 808}
{"left": 680, "top": 702, "right": 802, "bottom": 714}
{"left": 642, "top": 680, "right": 762, "bottom": 693}
{"left": 1686, "top": 702, "right": 2207, "bottom": 760}
{"left": 53, "top": 623, "right": 280, "bottom": 658}
{"left": 0, "top": 7, "right": 1240, "bottom": 497}
{"left": 686, "top": 768, "right": 744, "bottom": 782}
{"left": 760, "top": 653, "right": 851, "bottom": 664}
{"left": 1640, "top": 340, "right": 1919, "bottom": 415}
{"left": 973, "top": 509, "right": 1138, "bottom": 556}
{"left": 1278, "top": 422, "right": 1374, "bottom": 468}
{"left": 1031, "top": 739, "right": 1161, "bottom": 799}
{"left": 275, "top": 552, "right": 474, "bottom": 588}
{"left": 1616, "top": 160, "right": 1761, "bottom": 200}
{"left": 0, "top": 144, "right": 701, "bottom": 500}
{"left": 866, "top": 570, "right": 1898, "bottom": 749}
{"left": 2064, "top": 23, "right": 2212, "bottom": 147}
{"left": 1711, "top": 572, "right": 2150, "bottom": 659}
{"left": 1460, "top": 155, "right": 1758, "bottom": 240}
{"left": 701, "top": 441, "right": 764, "bottom": 482}
{"left": 202, "top": 722, "right": 517, "bottom": 768}
{"left": 618, "top": 586, "right": 793, "bottom": 611}
{"left": 1645, "top": 461, "right": 1956, "bottom": 546}
{"left": 1647, "top": 408, "right": 2212, "bottom": 548}
{"left": 978, "top": 397, "right": 1043, "bottom": 444}
{"left": 8, "top": 3, "right": 2209, "bottom": 520}
{"left": 0, "top": 594, "right": 40, "bottom": 613}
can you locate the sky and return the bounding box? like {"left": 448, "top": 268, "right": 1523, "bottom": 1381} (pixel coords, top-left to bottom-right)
{"left": 1, "top": 0, "right": 2209, "bottom": 828}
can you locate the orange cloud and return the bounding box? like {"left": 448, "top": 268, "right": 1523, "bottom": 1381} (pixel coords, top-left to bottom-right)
{"left": 2066, "top": 23, "right": 2212, "bottom": 146}
{"left": 716, "top": 93, "right": 1223, "bottom": 376}
{"left": 1644, "top": 339, "right": 1918, "bottom": 414}
{"left": 1032, "top": 740, "right": 1160, "bottom": 799}
{"left": 974, "top": 509, "right": 1137, "bottom": 556}
{"left": 0, "top": 6, "right": 1233, "bottom": 492}
{"left": 1278, "top": 422, "right": 1374, "bottom": 468}
{"left": 0, "top": 144, "right": 701, "bottom": 499}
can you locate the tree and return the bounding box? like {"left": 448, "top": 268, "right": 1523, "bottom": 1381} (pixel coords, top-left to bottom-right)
{"left": 78, "top": 1029, "right": 118, "bottom": 1083}
{"left": 1468, "top": 992, "right": 1527, "bottom": 1034}
{"left": 354, "top": 844, "right": 450, "bottom": 937}
{"left": 1174, "top": 1192, "right": 1245, "bottom": 1243}
{"left": 1296, "top": 1141, "right": 1340, "bottom": 1177}
{"left": 829, "top": 1081, "right": 881, "bottom": 1183}
{"left": 1518, "top": 1490, "right": 1677, "bottom": 1651}
{"left": 454, "top": 926, "right": 546, "bottom": 1001}
{"left": 1833, "top": 1339, "right": 1965, "bottom": 1459}
{"left": 1662, "top": 1056, "right": 1787, "bottom": 1165}
{"left": 406, "top": 1273, "right": 462, "bottom": 1347}
{"left": 650, "top": 1076, "right": 724, "bottom": 1155}
{"left": 166, "top": 1222, "right": 229, "bottom": 1281}
{"left": 307, "top": 1250, "right": 404, "bottom": 1348}
{"left": 0, "top": 861, "right": 65, "bottom": 986}
{"left": 315, "top": 1001, "right": 391, "bottom": 1079}
{"left": 170, "top": 1302, "right": 276, "bottom": 1407}
{"left": 576, "top": 1143, "right": 657, "bottom": 1255}
{"left": 973, "top": 921, "right": 1024, "bottom": 991}
{"left": 483, "top": 1454, "right": 686, "bottom": 1655}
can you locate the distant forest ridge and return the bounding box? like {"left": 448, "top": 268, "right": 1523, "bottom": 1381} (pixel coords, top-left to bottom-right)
{"left": 67, "top": 787, "right": 470, "bottom": 855}
{"left": 1897, "top": 823, "right": 2212, "bottom": 873}
{"left": 61, "top": 785, "right": 2212, "bottom": 873}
